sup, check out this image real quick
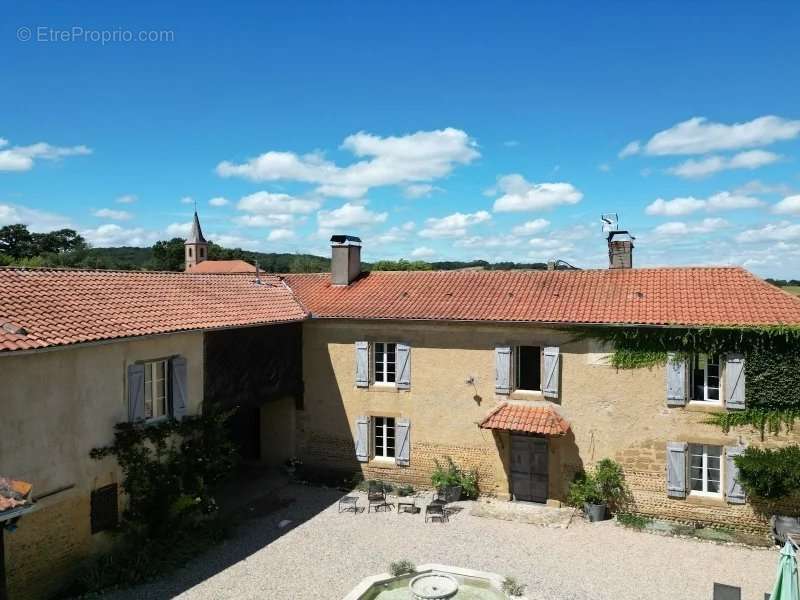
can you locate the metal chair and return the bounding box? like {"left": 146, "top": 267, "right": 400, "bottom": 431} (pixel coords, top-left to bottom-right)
{"left": 367, "top": 481, "right": 390, "bottom": 513}
{"left": 425, "top": 497, "right": 448, "bottom": 523}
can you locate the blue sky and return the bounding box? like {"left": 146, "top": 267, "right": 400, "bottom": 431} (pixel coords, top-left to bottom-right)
{"left": 2, "top": 1, "right": 799, "bottom": 277}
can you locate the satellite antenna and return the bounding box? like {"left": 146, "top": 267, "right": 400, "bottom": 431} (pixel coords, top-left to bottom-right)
{"left": 601, "top": 213, "right": 619, "bottom": 233}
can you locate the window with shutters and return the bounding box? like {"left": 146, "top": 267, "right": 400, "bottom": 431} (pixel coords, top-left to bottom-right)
{"left": 143, "top": 359, "right": 169, "bottom": 421}
{"left": 373, "top": 342, "right": 397, "bottom": 385}
{"left": 515, "top": 346, "right": 541, "bottom": 392}
{"left": 689, "top": 444, "right": 722, "bottom": 497}
{"left": 373, "top": 416, "right": 395, "bottom": 459}
{"left": 690, "top": 353, "right": 721, "bottom": 403}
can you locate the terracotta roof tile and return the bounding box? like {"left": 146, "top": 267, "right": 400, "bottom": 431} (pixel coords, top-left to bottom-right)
{"left": 285, "top": 267, "right": 800, "bottom": 327}
{"left": 479, "top": 403, "right": 570, "bottom": 436}
{"left": 0, "top": 268, "right": 307, "bottom": 353}
{"left": 186, "top": 260, "right": 258, "bottom": 274}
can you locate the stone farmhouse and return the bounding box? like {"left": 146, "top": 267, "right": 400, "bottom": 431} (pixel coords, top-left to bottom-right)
{"left": 2, "top": 212, "right": 800, "bottom": 599}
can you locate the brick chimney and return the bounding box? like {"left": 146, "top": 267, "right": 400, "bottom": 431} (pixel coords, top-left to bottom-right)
{"left": 607, "top": 230, "right": 634, "bottom": 269}
{"left": 330, "top": 235, "right": 362, "bottom": 285}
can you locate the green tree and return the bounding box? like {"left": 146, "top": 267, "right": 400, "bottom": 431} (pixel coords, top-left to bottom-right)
{"left": 31, "top": 228, "right": 87, "bottom": 254}
{"left": 151, "top": 238, "right": 185, "bottom": 271}
{"left": 0, "top": 224, "right": 35, "bottom": 259}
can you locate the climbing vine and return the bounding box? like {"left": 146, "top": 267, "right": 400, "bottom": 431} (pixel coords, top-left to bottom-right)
{"left": 571, "top": 325, "right": 800, "bottom": 435}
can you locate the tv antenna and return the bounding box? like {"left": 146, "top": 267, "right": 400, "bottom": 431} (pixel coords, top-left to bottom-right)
{"left": 601, "top": 213, "right": 619, "bottom": 233}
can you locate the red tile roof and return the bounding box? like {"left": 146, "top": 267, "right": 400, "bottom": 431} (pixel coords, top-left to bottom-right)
{"left": 0, "top": 269, "right": 306, "bottom": 353}
{"left": 285, "top": 267, "right": 800, "bottom": 327}
{"left": 480, "top": 403, "right": 570, "bottom": 436}
{"left": 186, "top": 260, "right": 258, "bottom": 274}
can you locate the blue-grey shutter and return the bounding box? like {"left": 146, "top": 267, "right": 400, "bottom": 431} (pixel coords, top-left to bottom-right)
{"left": 724, "top": 354, "right": 746, "bottom": 410}
{"left": 355, "top": 416, "right": 370, "bottom": 462}
{"left": 170, "top": 356, "right": 188, "bottom": 420}
{"left": 396, "top": 343, "right": 411, "bottom": 390}
{"left": 542, "top": 346, "right": 560, "bottom": 399}
{"left": 666, "top": 441, "right": 688, "bottom": 498}
{"left": 395, "top": 418, "right": 410, "bottom": 466}
{"left": 127, "top": 363, "right": 145, "bottom": 422}
{"left": 666, "top": 352, "right": 687, "bottom": 407}
{"left": 725, "top": 445, "right": 746, "bottom": 504}
{"left": 495, "top": 346, "right": 512, "bottom": 394}
{"left": 355, "top": 341, "right": 369, "bottom": 388}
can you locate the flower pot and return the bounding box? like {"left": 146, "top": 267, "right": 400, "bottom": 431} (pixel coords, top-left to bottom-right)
{"left": 584, "top": 502, "right": 607, "bottom": 522}
{"left": 771, "top": 515, "right": 800, "bottom": 544}
{"left": 438, "top": 485, "right": 462, "bottom": 502}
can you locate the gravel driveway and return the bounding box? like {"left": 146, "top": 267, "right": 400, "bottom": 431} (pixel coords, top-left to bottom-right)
{"left": 107, "top": 485, "right": 778, "bottom": 600}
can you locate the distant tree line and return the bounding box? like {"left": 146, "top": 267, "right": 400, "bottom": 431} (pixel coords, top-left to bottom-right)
{"left": 766, "top": 278, "right": 800, "bottom": 287}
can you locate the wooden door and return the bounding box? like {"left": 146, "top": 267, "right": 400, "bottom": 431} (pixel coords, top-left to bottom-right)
{"left": 510, "top": 435, "right": 548, "bottom": 503}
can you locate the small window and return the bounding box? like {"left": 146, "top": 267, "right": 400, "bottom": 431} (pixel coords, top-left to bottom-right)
{"left": 691, "top": 353, "right": 720, "bottom": 402}
{"left": 373, "top": 342, "right": 397, "bottom": 384}
{"left": 143, "top": 359, "right": 169, "bottom": 420}
{"left": 373, "top": 416, "right": 395, "bottom": 459}
{"left": 188, "top": 247, "right": 193, "bottom": 258}
{"left": 91, "top": 483, "right": 119, "bottom": 534}
{"left": 200, "top": 246, "right": 205, "bottom": 258}
{"left": 689, "top": 444, "right": 722, "bottom": 496}
{"left": 515, "top": 346, "right": 541, "bottom": 391}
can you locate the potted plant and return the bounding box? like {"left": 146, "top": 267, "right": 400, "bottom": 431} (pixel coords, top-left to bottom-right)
{"left": 431, "top": 457, "right": 476, "bottom": 501}
{"left": 568, "top": 459, "right": 628, "bottom": 522}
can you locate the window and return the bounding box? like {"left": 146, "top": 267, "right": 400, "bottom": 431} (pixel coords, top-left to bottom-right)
{"left": 143, "top": 359, "right": 168, "bottom": 420}
{"left": 91, "top": 483, "right": 119, "bottom": 534}
{"left": 515, "top": 346, "right": 541, "bottom": 391}
{"left": 691, "top": 353, "right": 720, "bottom": 402}
{"left": 689, "top": 444, "right": 722, "bottom": 496}
{"left": 188, "top": 247, "right": 193, "bottom": 257}
{"left": 373, "top": 416, "right": 395, "bottom": 459}
{"left": 373, "top": 342, "right": 396, "bottom": 384}
{"left": 200, "top": 247, "right": 205, "bottom": 258}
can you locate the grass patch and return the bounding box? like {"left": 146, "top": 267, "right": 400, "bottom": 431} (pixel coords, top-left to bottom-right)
{"left": 616, "top": 512, "right": 652, "bottom": 529}
{"left": 783, "top": 286, "right": 800, "bottom": 297}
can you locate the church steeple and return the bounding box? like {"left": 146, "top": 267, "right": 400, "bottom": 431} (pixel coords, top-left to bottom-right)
{"left": 184, "top": 210, "right": 208, "bottom": 271}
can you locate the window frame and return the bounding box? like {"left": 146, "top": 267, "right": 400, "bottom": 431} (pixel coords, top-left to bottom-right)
{"left": 372, "top": 342, "right": 398, "bottom": 386}
{"left": 143, "top": 359, "right": 169, "bottom": 422}
{"left": 689, "top": 443, "right": 723, "bottom": 498}
{"left": 514, "top": 345, "right": 542, "bottom": 392}
{"left": 689, "top": 353, "right": 721, "bottom": 404}
{"left": 372, "top": 416, "right": 396, "bottom": 460}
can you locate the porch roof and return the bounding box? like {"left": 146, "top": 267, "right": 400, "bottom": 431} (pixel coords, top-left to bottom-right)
{"left": 479, "top": 402, "right": 570, "bottom": 436}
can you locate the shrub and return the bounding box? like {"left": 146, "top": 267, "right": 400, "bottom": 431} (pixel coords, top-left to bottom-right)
{"left": 567, "top": 459, "right": 629, "bottom": 511}
{"left": 389, "top": 559, "right": 416, "bottom": 577}
{"left": 501, "top": 576, "right": 527, "bottom": 597}
{"left": 735, "top": 445, "right": 800, "bottom": 499}
{"left": 431, "top": 456, "right": 480, "bottom": 499}
{"left": 397, "top": 484, "right": 415, "bottom": 497}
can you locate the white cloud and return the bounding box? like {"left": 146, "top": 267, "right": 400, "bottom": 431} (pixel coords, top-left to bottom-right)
{"left": 627, "top": 116, "right": 800, "bottom": 156}
{"left": 180, "top": 196, "right": 194, "bottom": 205}
{"left": 646, "top": 197, "right": 706, "bottom": 216}
{"left": 773, "top": 195, "right": 800, "bottom": 215}
{"left": 527, "top": 237, "right": 575, "bottom": 253}
{"left": 237, "top": 191, "right": 320, "bottom": 215}
{"left": 234, "top": 214, "right": 295, "bottom": 227}
{"left": 403, "top": 184, "right": 442, "bottom": 199}
{"left": 267, "top": 228, "right": 295, "bottom": 242}
{"left": 82, "top": 224, "right": 158, "bottom": 247}
{"left": 0, "top": 138, "right": 92, "bottom": 171}
{"left": 618, "top": 140, "right": 641, "bottom": 158}
{"left": 166, "top": 222, "right": 192, "bottom": 237}
{"left": 736, "top": 221, "right": 800, "bottom": 243}
{"left": 209, "top": 233, "right": 260, "bottom": 249}
{"left": 0, "top": 203, "right": 72, "bottom": 231}
{"left": 317, "top": 202, "right": 388, "bottom": 232}
{"left": 668, "top": 150, "right": 780, "bottom": 178}
{"left": 209, "top": 196, "right": 229, "bottom": 207}
{"left": 598, "top": 163, "right": 611, "bottom": 172}
{"left": 455, "top": 235, "right": 522, "bottom": 248}
{"left": 646, "top": 192, "right": 763, "bottom": 216}
{"left": 216, "top": 128, "right": 479, "bottom": 198}
{"left": 511, "top": 218, "right": 550, "bottom": 236}
{"left": 491, "top": 174, "right": 583, "bottom": 212}
{"left": 373, "top": 222, "right": 416, "bottom": 244}
{"left": 735, "top": 180, "right": 793, "bottom": 196}
{"left": 419, "top": 210, "right": 491, "bottom": 238}
{"left": 411, "top": 246, "right": 435, "bottom": 258}
{"left": 93, "top": 208, "right": 132, "bottom": 221}
{"left": 115, "top": 194, "right": 137, "bottom": 204}
{"left": 652, "top": 218, "right": 729, "bottom": 237}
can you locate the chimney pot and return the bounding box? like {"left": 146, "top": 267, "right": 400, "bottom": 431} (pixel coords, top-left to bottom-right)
{"left": 330, "top": 234, "right": 362, "bottom": 285}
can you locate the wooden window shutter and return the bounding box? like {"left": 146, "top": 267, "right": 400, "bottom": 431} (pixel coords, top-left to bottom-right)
{"left": 170, "top": 356, "right": 188, "bottom": 420}
{"left": 127, "top": 363, "right": 145, "bottom": 422}
{"left": 724, "top": 354, "right": 746, "bottom": 410}
{"left": 542, "top": 346, "right": 561, "bottom": 399}
{"left": 355, "top": 416, "right": 370, "bottom": 462}
{"left": 495, "top": 346, "right": 512, "bottom": 394}
{"left": 725, "top": 445, "right": 746, "bottom": 504}
{"left": 355, "top": 341, "right": 369, "bottom": 388}
{"left": 395, "top": 418, "right": 411, "bottom": 466}
{"left": 666, "top": 352, "right": 687, "bottom": 407}
{"left": 396, "top": 343, "right": 411, "bottom": 390}
{"left": 666, "top": 441, "right": 688, "bottom": 498}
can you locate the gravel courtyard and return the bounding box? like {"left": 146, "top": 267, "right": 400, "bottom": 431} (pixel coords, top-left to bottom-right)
{"left": 109, "top": 484, "right": 778, "bottom": 600}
